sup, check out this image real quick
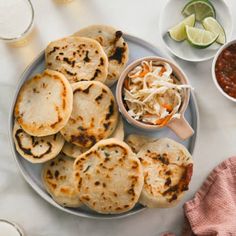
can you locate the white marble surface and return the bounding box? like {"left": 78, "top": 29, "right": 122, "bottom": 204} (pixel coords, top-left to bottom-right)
{"left": 0, "top": 0, "right": 236, "bottom": 235}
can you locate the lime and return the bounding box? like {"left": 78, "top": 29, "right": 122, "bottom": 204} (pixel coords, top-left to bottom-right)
{"left": 202, "top": 17, "right": 226, "bottom": 44}
{"left": 186, "top": 26, "right": 218, "bottom": 48}
{"left": 168, "top": 14, "right": 195, "bottom": 41}
{"left": 182, "top": 0, "right": 216, "bottom": 21}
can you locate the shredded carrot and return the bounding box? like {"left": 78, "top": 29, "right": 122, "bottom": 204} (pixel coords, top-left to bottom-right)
{"left": 155, "top": 115, "right": 172, "bottom": 126}
{"left": 159, "top": 66, "right": 166, "bottom": 76}
{"left": 129, "top": 62, "right": 151, "bottom": 78}
{"left": 142, "top": 113, "right": 154, "bottom": 118}
{"left": 124, "top": 78, "right": 130, "bottom": 90}
{"left": 162, "top": 104, "right": 173, "bottom": 112}
{"left": 142, "top": 113, "right": 172, "bottom": 126}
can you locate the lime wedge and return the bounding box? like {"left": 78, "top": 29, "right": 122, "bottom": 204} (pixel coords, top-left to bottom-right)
{"left": 168, "top": 14, "right": 195, "bottom": 41}
{"left": 182, "top": 0, "right": 216, "bottom": 21}
{"left": 186, "top": 26, "right": 218, "bottom": 48}
{"left": 202, "top": 17, "right": 226, "bottom": 44}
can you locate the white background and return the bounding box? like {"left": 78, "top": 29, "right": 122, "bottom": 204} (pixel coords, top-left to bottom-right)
{"left": 0, "top": 0, "right": 236, "bottom": 235}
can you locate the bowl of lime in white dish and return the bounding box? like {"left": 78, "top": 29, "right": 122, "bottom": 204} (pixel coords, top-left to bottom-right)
{"left": 159, "top": 0, "right": 233, "bottom": 62}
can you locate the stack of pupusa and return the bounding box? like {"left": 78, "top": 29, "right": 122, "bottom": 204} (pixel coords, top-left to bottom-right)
{"left": 13, "top": 24, "right": 193, "bottom": 214}
{"left": 13, "top": 69, "right": 73, "bottom": 163}
{"left": 40, "top": 136, "right": 193, "bottom": 213}
{"left": 13, "top": 25, "right": 131, "bottom": 211}
{"left": 46, "top": 24, "right": 129, "bottom": 87}
{"left": 13, "top": 24, "right": 128, "bottom": 164}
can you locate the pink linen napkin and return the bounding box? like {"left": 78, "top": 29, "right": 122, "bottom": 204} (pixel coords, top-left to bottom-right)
{"left": 162, "top": 156, "right": 236, "bottom": 236}
{"left": 183, "top": 156, "right": 236, "bottom": 235}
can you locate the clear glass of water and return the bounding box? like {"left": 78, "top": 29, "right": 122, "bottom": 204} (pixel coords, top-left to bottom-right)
{"left": 0, "top": 0, "right": 34, "bottom": 46}
{"left": 0, "top": 219, "right": 24, "bottom": 236}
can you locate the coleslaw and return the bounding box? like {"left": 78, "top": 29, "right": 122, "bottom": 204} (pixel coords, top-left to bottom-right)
{"left": 123, "top": 60, "right": 192, "bottom": 126}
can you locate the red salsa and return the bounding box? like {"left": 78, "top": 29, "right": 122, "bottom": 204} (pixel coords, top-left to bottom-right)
{"left": 215, "top": 43, "right": 236, "bottom": 98}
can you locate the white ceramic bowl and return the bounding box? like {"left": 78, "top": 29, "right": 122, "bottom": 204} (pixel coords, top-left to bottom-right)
{"left": 159, "top": 0, "right": 233, "bottom": 62}
{"left": 212, "top": 39, "right": 236, "bottom": 102}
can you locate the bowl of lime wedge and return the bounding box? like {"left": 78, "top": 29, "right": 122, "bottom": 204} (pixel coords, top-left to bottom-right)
{"left": 160, "top": 0, "right": 233, "bottom": 62}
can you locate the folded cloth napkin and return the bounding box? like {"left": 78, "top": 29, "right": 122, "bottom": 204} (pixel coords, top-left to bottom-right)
{"left": 162, "top": 156, "right": 236, "bottom": 236}
{"left": 183, "top": 156, "right": 236, "bottom": 235}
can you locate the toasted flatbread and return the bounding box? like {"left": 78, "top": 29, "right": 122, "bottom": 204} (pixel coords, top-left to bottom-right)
{"left": 14, "top": 69, "right": 73, "bottom": 137}
{"left": 62, "top": 115, "right": 123, "bottom": 158}
{"left": 137, "top": 138, "right": 193, "bottom": 208}
{"left": 13, "top": 121, "right": 64, "bottom": 163}
{"left": 60, "top": 81, "right": 118, "bottom": 148}
{"left": 62, "top": 141, "right": 87, "bottom": 159}
{"left": 45, "top": 36, "right": 108, "bottom": 84}
{"left": 42, "top": 154, "right": 82, "bottom": 208}
{"left": 73, "top": 138, "right": 143, "bottom": 214}
{"left": 75, "top": 25, "right": 129, "bottom": 86}
{"left": 109, "top": 115, "right": 124, "bottom": 141}
{"left": 125, "top": 134, "right": 158, "bottom": 153}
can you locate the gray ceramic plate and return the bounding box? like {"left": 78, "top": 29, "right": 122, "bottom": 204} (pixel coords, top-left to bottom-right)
{"left": 9, "top": 34, "right": 199, "bottom": 219}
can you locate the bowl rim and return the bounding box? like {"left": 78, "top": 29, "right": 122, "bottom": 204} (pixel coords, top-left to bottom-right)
{"left": 159, "top": 0, "right": 233, "bottom": 62}
{"left": 116, "top": 56, "right": 190, "bottom": 130}
{"left": 212, "top": 39, "right": 236, "bottom": 103}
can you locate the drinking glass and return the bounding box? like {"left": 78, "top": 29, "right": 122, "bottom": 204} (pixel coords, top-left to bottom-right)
{"left": 0, "top": 219, "right": 24, "bottom": 236}
{"left": 0, "top": 0, "right": 34, "bottom": 46}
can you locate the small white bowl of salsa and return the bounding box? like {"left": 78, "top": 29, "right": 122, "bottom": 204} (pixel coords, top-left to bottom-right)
{"left": 212, "top": 39, "right": 236, "bottom": 102}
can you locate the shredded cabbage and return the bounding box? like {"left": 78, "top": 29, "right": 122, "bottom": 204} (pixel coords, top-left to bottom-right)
{"left": 123, "top": 60, "right": 192, "bottom": 126}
